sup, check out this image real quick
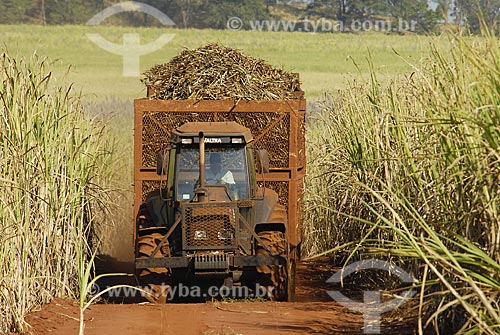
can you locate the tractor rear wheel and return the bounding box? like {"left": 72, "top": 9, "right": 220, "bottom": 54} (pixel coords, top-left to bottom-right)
{"left": 255, "top": 231, "right": 288, "bottom": 301}
{"left": 136, "top": 233, "right": 171, "bottom": 303}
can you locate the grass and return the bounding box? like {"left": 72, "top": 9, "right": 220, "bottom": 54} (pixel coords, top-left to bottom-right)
{"left": 0, "top": 52, "right": 116, "bottom": 333}
{"left": 0, "top": 25, "right": 429, "bottom": 100}
{"left": 304, "top": 30, "right": 500, "bottom": 334}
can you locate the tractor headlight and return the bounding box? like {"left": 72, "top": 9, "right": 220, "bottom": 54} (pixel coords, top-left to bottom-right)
{"left": 194, "top": 230, "right": 208, "bottom": 240}
{"left": 217, "top": 229, "right": 234, "bottom": 240}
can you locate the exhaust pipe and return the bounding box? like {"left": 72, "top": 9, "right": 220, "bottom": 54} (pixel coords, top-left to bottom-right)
{"left": 199, "top": 131, "right": 205, "bottom": 188}
{"left": 196, "top": 131, "right": 208, "bottom": 202}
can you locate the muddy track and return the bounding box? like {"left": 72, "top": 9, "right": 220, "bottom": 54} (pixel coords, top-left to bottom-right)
{"left": 23, "top": 257, "right": 417, "bottom": 335}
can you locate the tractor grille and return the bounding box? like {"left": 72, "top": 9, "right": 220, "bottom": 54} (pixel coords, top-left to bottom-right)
{"left": 181, "top": 203, "right": 238, "bottom": 250}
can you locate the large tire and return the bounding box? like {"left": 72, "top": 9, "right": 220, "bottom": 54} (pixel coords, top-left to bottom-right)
{"left": 136, "top": 233, "right": 171, "bottom": 303}
{"left": 256, "top": 231, "right": 288, "bottom": 301}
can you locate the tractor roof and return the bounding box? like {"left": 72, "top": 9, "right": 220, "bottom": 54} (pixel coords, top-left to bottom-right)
{"left": 173, "top": 122, "right": 253, "bottom": 143}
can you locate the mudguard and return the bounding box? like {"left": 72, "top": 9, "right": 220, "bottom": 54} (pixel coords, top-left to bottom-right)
{"left": 255, "top": 187, "right": 287, "bottom": 232}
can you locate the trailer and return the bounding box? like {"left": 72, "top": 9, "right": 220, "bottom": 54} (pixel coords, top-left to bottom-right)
{"left": 133, "top": 91, "right": 306, "bottom": 302}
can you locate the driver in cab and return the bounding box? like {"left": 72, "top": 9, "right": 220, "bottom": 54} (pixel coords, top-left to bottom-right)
{"left": 205, "top": 153, "right": 235, "bottom": 185}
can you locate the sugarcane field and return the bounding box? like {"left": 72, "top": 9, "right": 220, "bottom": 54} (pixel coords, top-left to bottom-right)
{"left": 1, "top": 2, "right": 499, "bottom": 335}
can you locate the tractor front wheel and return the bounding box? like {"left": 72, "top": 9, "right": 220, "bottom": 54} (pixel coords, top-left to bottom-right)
{"left": 136, "top": 233, "right": 171, "bottom": 303}
{"left": 255, "top": 231, "right": 288, "bottom": 301}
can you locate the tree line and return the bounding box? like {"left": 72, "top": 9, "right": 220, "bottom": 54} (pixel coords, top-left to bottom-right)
{"left": 0, "top": 0, "right": 498, "bottom": 34}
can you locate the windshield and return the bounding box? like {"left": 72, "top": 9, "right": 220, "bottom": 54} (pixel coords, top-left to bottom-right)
{"left": 175, "top": 145, "right": 249, "bottom": 201}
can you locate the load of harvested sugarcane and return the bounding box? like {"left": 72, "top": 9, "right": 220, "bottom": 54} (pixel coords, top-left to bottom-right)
{"left": 142, "top": 44, "right": 301, "bottom": 100}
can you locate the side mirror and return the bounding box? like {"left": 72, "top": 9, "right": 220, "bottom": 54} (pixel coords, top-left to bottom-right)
{"left": 156, "top": 148, "right": 170, "bottom": 175}
{"left": 256, "top": 149, "right": 270, "bottom": 174}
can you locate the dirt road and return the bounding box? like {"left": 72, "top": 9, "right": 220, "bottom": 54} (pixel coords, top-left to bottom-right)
{"left": 24, "top": 257, "right": 415, "bottom": 335}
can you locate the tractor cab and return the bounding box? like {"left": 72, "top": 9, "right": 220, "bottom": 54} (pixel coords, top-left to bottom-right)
{"left": 168, "top": 122, "right": 256, "bottom": 204}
